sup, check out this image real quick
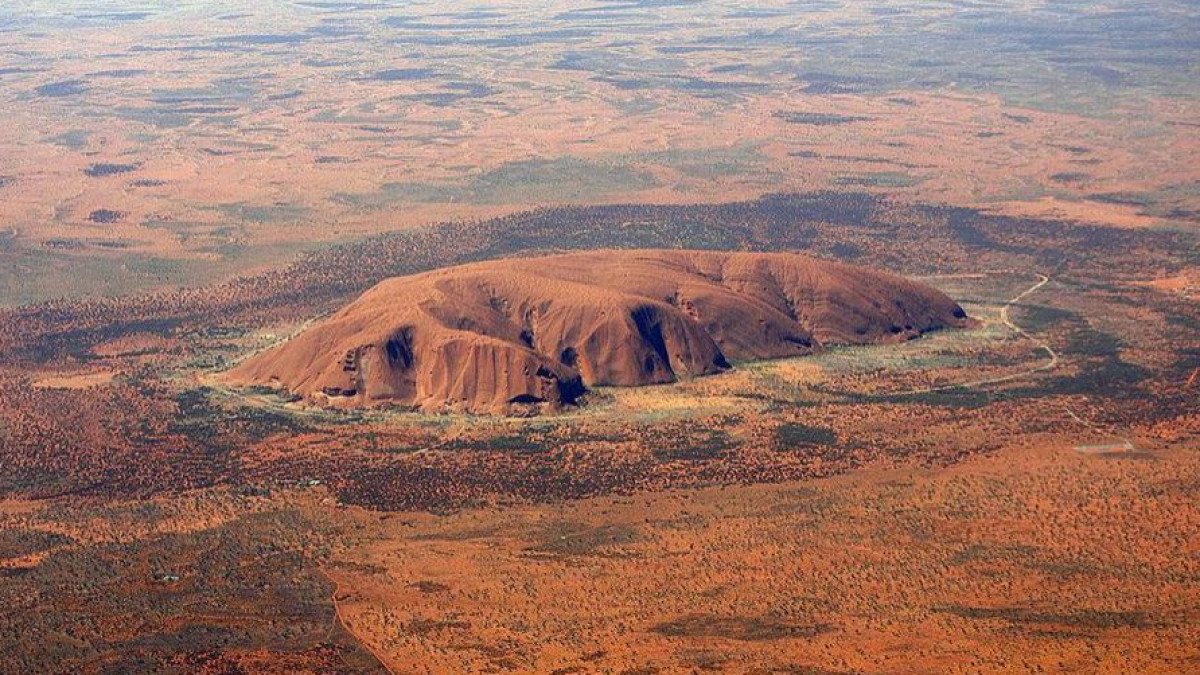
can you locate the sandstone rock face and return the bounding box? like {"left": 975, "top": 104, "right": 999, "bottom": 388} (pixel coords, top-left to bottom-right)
{"left": 224, "top": 250, "right": 969, "bottom": 413}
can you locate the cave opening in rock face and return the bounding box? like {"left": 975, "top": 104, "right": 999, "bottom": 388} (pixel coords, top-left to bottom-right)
{"left": 224, "top": 249, "right": 969, "bottom": 414}
{"left": 385, "top": 328, "right": 415, "bottom": 369}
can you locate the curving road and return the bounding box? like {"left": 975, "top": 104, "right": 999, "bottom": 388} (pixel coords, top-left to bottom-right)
{"left": 894, "top": 270, "right": 1135, "bottom": 451}
{"left": 892, "top": 272, "right": 1058, "bottom": 396}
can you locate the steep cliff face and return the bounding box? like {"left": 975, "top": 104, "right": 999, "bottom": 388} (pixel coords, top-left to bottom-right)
{"left": 224, "top": 249, "right": 969, "bottom": 414}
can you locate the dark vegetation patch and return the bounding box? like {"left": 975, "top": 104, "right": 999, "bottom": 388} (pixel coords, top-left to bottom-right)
{"left": 399, "top": 81, "right": 497, "bottom": 106}
{"left": 173, "top": 105, "right": 240, "bottom": 115}
{"left": 443, "top": 433, "right": 551, "bottom": 454}
{"left": 591, "top": 74, "right": 766, "bottom": 98}
{"left": 1050, "top": 172, "right": 1090, "bottom": 183}
{"left": 829, "top": 242, "right": 862, "bottom": 259}
{"left": 214, "top": 202, "right": 310, "bottom": 223}
{"left": 1166, "top": 309, "right": 1200, "bottom": 331}
{"left": 166, "top": 387, "right": 313, "bottom": 456}
{"left": 1036, "top": 354, "right": 1150, "bottom": 398}
{"left": 1059, "top": 317, "right": 1124, "bottom": 358}
{"left": 215, "top": 33, "right": 315, "bottom": 46}
{"left": 42, "top": 238, "right": 86, "bottom": 251}
{"left": 76, "top": 11, "right": 153, "bottom": 22}
{"left": 0, "top": 381, "right": 323, "bottom": 498}
{"left": 48, "top": 130, "right": 90, "bottom": 148}
{"left": 855, "top": 387, "right": 996, "bottom": 409}
{"left": 1086, "top": 192, "right": 1152, "bottom": 207}
{"left": 85, "top": 163, "right": 139, "bottom": 177}
{"left": 773, "top": 111, "right": 872, "bottom": 126}
{"left": 944, "top": 543, "right": 1099, "bottom": 577}
{"left": 87, "top": 209, "right": 126, "bottom": 224}
{"left": 371, "top": 68, "right": 438, "bottom": 81}
{"left": 410, "top": 526, "right": 502, "bottom": 542}
{"left": 797, "top": 71, "right": 879, "bottom": 94}
{"left": 834, "top": 172, "right": 920, "bottom": 188}
{"left": 0, "top": 529, "right": 75, "bottom": 560}
{"left": 1070, "top": 64, "right": 1125, "bottom": 86}
{"left": 777, "top": 423, "right": 838, "bottom": 448}
{"left": 944, "top": 208, "right": 1038, "bottom": 256}
{"left": 267, "top": 89, "right": 303, "bottom": 101}
{"left": 1009, "top": 302, "right": 1075, "bottom": 333}
{"left": 652, "top": 614, "right": 831, "bottom": 641}
{"left": 17, "top": 317, "right": 179, "bottom": 363}
{"left": 88, "top": 69, "right": 148, "bottom": 78}
{"left": 649, "top": 427, "right": 738, "bottom": 462}
{"left": 0, "top": 67, "right": 44, "bottom": 77}
{"left": 436, "top": 425, "right": 627, "bottom": 456}
{"left": 1011, "top": 312, "right": 1152, "bottom": 401}
{"left": 0, "top": 512, "right": 390, "bottom": 674}
{"left": 35, "top": 80, "right": 86, "bottom": 97}
{"left": 307, "top": 21, "right": 366, "bottom": 39}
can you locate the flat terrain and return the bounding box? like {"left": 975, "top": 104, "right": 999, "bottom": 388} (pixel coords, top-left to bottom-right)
{"left": 1, "top": 0, "right": 1199, "bottom": 305}
{"left": 323, "top": 439, "right": 1200, "bottom": 675}
{"left": 0, "top": 194, "right": 1196, "bottom": 673}
{"left": 4, "top": 420, "right": 1198, "bottom": 674}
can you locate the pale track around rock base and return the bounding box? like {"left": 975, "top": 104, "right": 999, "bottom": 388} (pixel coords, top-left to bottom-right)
{"left": 887, "top": 271, "right": 1056, "bottom": 396}
{"left": 896, "top": 269, "right": 1135, "bottom": 451}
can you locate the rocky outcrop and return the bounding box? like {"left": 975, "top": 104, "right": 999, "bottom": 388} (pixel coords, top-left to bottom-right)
{"left": 224, "top": 249, "right": 969, "bottom": 414}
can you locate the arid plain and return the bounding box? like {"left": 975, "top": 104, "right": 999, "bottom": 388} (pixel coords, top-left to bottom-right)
{"left": 2, "top": 0, "right": 1198, "bottom": 305}
{"left": 1, "top": 1, "right": 1199, "bottom": 674}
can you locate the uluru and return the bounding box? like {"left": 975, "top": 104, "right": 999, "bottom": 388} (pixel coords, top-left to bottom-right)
{"left": 224, "top": 249, "right": 969, "bottom": 414}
